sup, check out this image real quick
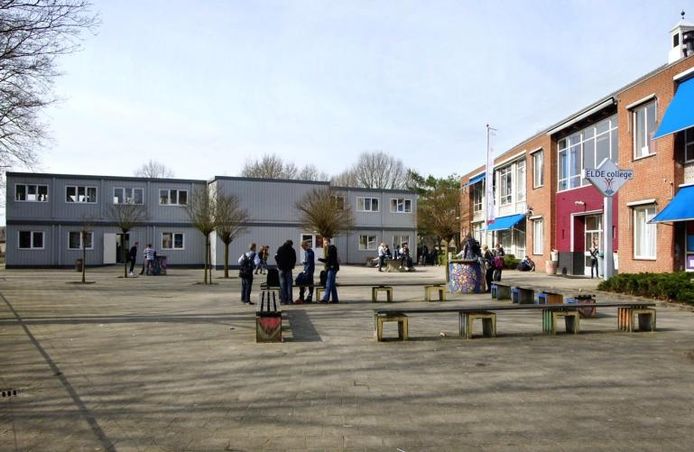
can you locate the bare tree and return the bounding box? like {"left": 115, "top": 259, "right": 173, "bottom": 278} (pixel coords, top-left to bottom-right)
{"left": 331, "top": 168, "right": 358, "bottom": 187}
{"left": 298, "top": 164, "right": 329, "bottom": 181}
{"left": 350, "top": 151, "right": 410, "bottom": 189}
{"left": 295, "top": 187, "right": 354, "bottom": 242}
{"left": 241, "top": 154, "right": 328, "bottom": 181}
{"left": 185, "top": 186, "right": 216, "bottom": 284}
{"left": 134, "top": 160, "right": 175, "bottom": 178}
{"left": 77, "top": 215, "right": 95, "bottom": 284}
{"left": 0, "top": 1, "right": 98, "bottom": 169}
{"left": 215, "top": 193, "right": 249, "bottom": 278}
{"left": 109, "top": 202, "right": 148, "bottom": 278}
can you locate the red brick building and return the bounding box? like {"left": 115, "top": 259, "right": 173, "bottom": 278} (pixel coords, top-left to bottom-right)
{"left": 460, "top": 20, "right": 694, "bottom": 276}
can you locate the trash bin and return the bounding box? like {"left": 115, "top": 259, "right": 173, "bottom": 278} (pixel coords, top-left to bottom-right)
{"left": 75, "top": 258, "right": 83, "bottom": 272}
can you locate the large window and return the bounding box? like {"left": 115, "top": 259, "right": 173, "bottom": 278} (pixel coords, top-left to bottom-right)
{"left": 633, "top": 205, "right": 656, "bottom": 259}
{"left": 558, "top": 115, "right": 618, "bottom": 191}
{"left": 532, "top": 218, "right": 544, "bottom": 255}
{"left": 359, "top": 234, "right": 378, "bottom": 250}
{"left": 472, "top": 183, "right": 483, "bottom": 212}
{"left": 392, "top": 234, "right": 410, "bottom": 249}
{"left": 390, "top": 198, "right": 412, "bottom": 213}
{"left": 357, "top": 197, "right": 379, "bottom": 212}
{"left": 66, "top": 186, "right": 97, "bottom": 203}
{"left": 533, "top": 150, "right": 544, "bottom": 188}
{"left": 114, "top": 187, "right": 144, "bottom": 204}
{"left": 685, "top": 127, "right": 694, "bottom": 163}
{"left": 331, "top": 195, "right": 345, "bottom": 210}
{"left": 16, "top": 184, "right": 48, "bottom": 202}
{"left": 18, "top": 231, "right": 44, "bottom": 249}
{"left": 498, "top": 165, "right": 513, "bottom": 205}
{"left": 516, "top": 160, "right": 526, "bottom": 202}
{"left": 159, "top": 189, "right": 188, "bottom": 206}
{"left": 162, "top": 232, "right": 184, "bottom": 250}
{"left": 68, "top": 231, "right": 93, "bottom": 249}
{"left": 633, "top": 100, "right": 657, "bottom": 159}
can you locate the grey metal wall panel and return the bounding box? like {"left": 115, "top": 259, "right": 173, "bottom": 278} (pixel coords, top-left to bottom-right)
{"left": 144, "top": 181, "right": 206, "bottom": 223}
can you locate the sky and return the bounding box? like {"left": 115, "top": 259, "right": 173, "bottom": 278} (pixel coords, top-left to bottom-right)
{"left": 2, "top": 0, "right": 691, "bottom": 223}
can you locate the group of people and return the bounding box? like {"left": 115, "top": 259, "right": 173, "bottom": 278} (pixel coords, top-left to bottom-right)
{"left": 126, "top": 242, "right": 158, "bottom": 276}
{"left": 376, "top": 242, "right": 414, "bottom": 271}
{"left": 238, "top": 238, "right": 340, "bottom": 305}
{"left": 415, "top": 245, "right": 440, "bottom": 266}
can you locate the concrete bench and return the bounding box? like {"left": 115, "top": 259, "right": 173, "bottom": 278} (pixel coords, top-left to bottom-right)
{"left": 375, "top": 312, "right": 409, "bottom": 341}
{"left": 618, "top": 306, "right": 656, "bottom": 332}
{"left": 425, "top": 284, "right": 446, "bottom": 302}
{"left": 536, "top": 291, "right": 563, "bottom": 305}
{"left": 491, "top": 282, "right": 512, "bottom": 300}
{"left": 461, "top": 311, "right": 497, "bottom": 339}
{"left": 512, "top": 286, "right": 534, "bottom": 304}
{"left": 542, "top": 308, "right": 580, "bottom": 335}
{"left": 372, "top": 285, "right": 394, "bottom": 302}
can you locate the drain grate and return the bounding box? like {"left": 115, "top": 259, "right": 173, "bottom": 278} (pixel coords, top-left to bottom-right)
{"left": 1, "top": 388, "right": 21, "bottom": 398}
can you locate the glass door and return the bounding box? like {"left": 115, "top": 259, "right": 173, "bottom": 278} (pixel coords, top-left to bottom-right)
{"left": 584, "top": 215, "right": 602, "bottom": 276}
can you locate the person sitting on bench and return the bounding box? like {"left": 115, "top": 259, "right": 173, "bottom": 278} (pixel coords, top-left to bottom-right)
{"left": 517, "top": 255, "right": 536, "bottom": 272}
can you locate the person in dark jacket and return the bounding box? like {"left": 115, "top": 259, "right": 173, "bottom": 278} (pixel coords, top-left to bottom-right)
{"left": 318, "top": 238, "right": 340, "bottom": 303}
{"left": 128, "top": 241, "right": 139, "bottom": 276}
{"left": 482, "top": 245, "right": 495, "bottom": 292}
{"left": 275, "top": 240, "right": 297, "bottom": 305}
{"left": 296, "top": 240, "right": 315, "bottom": 303}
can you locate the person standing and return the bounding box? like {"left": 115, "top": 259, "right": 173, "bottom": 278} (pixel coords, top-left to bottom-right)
{"left": 128, "top": 241, "right": 139, "bottom": 276}
{"left": 143, "top": 244, "right": 155, "bottom": 276}
{"left": 238, "top": 243, "right": 257, "bottom": 305}
{"left": 377, "top": 242, "right": 387, "bottom": 272}
{"left": 319, "top": 238, "right": 340, "bottom": 303}
{"left": 275, "top": 240, "right": 297, "bottom": 305}
{"left": 482, "top": 245, "right": 495, "bottom": 292}
{"left": 493, "top": 243, "right": 505, "bottom": 282}
{"left": 255, "top": 245, "right": 268, "bottom": 274}
{"left": 589, "top": 239, "right": 600, "bottom": 278}
{"left": 296, "top": 240, "right": 315, "bottom": 303}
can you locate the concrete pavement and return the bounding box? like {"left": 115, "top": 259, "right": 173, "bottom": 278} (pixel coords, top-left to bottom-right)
{"left": 1, "top": 264, "right": 694, "bottom": 451}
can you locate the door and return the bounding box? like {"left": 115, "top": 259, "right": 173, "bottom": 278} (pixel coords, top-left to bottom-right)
{"left": 103, "top": 233, "right": 117, "bottom": 264}
{"left": 584, "top": 215, "right": 602, "bottom": 276}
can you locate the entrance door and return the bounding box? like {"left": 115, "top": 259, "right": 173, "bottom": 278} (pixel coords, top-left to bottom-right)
{"left": 300, "top": 233, "right": 324, "bottom": 260}
{"left": 584, "top": 214, "right": 602, "bottom": 276}
{"left": 103, "top": 233, "right": 117, "bottom": 264}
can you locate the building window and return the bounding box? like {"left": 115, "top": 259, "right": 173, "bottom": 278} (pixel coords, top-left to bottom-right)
{"left": 162, "top": 232, "right": 184, "bottom": 250}
{"left": 114, "top": 187, "right": 144, "bottom": 204}
{"left": 532, "top": 218, "right": 544, "bottom": 255}
{"left": 66, "top": 185, "right": 97, "bottom": 203}
{"left": 393, "top": 234, "right": 410, "bottom": 250}
{"left": 558, "top": 115, "right": 618, "bottom": 191}
{"left": 331, "top": 195, "right": 345, "bottom": 210}
{"left": 359, "top": 235, "right": 378, "bottom": 250}
{"left": 471, "top": 222, "right": 484, "bottom": 245}
{"left": 16, "top": 184, "right": 48, "bottom": 202}
{"left": 390, "top": 198, "right": 412, "bottom": 213}
{"left": 633, "top": 100, "right": 657, "bottom": 159}
{"left": 532, "top": 150, "right": 544, "bottom": 188}
{"left": 633, "top": 205, "right": 656, "bottom": 259}
{"left": 498, "top": 165, "right": 513, "bottom": 205}
{"left": 68, "top": 231, "right": 93, "bottom": 249}
{"left": 472, "top": 183, "right": 483, "bottom": 212}
{"left": 516, "top": 160, "right": 526, "bottom": 202}
{"left": 357, "top": 197, "right": 379, "bottom": 212}
{"left": 160, "top": 189, "right": 188, "bottom": 206}
{"left": 685, "top": 127, "right": 694, "bottom": 163}
{"left": 18, "top": 231, "right": 44, "bottom": 249}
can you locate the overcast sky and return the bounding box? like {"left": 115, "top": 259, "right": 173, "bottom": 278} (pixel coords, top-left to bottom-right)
{"left": 17, "top": 2, "right": 694, "bottom": 179}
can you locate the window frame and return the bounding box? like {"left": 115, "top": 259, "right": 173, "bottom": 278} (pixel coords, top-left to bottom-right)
{"left": 161, "top": 232, "right": 185, "bottom": 250}
{"left": 18, "top": 230, "right": 45, "bottom": 249}
{"left": 498, "top": 165, "right": 513, "bottom": 206}
{"left": 472, "top": 183, "right": 483, "bottom": 212}
{"left": 15, "top": 184, "right": 49, "bottom": 202}
{"left": 390, "top": 197, "right": 412, "bottom": 213}
{"left": 159, "top": 189, "right": 188, "bottom": 206}
{"left": 358, "top": 234, "right": 378, "bottom": 250}
{"left": 65, "top": 185, "right": 98, "bottom": 204}
{"left": 331, "top": 195, "right": 345, "bottom": 210}
{"left": 113, "top": 187, "right": 144, "bottom": 205}
{"left": 532, "top": 218, "right": 544, "bottom": 255}
{"left": 356, "top": 197, "right": 379, "bottom": 212}
{"left": 68, "top": 231, "right": 94, "bottom": 250}
{"left": 532, "top": 150, "right": 544, "bottom": 188}
{"left": 684, "top": 127, "right": 694, "bottom": 163}
{"left": 392, "top": 234, "right": 410, "bottom": 249}
{"left": 632, "top": 100, "right": 657, "bottom": 160}
{"left": 632, "top": 204, "right": 657, "bottom": 260}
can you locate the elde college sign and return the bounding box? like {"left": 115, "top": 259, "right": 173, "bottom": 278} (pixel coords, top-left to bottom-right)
{"left": 583, "top": 158, "right": 634, "bottom": 197}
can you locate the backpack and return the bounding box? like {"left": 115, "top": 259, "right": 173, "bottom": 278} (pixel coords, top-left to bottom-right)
{"left": 493, "top": 255, "right": 504, "bottom": 270}
{"left": 239, "top": 252, "right": 255, "bottom": 278}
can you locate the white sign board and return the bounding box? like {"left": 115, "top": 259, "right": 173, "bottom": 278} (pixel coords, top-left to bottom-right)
{"left": 583, "top": 158, "right": 634, "bottom": 197}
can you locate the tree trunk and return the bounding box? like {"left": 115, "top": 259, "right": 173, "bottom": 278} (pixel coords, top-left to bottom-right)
{"left": 204, "top": 235, "right": 209, "bottom": 284}
{"left": 81, "top": 232, "right": 86, "bottom": 284}
{"left": 208, "top": 240, "right": 213, "bottom": 283}
{"left": 123, "top": 234, "right": 129, "bottom": 278}
{"left": 224, "top": 242, "right": 229, "bottom": 278}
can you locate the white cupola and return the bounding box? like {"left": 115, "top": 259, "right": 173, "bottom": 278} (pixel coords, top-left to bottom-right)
{"left": 668, "top": 11, "right": 694, "bottom": 63}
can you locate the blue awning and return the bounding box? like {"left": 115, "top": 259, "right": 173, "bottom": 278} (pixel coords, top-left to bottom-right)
{"left": 485, "top": 213, "right": 526, "bottom": 231}
{"left": 465, "top": 173, "right": 485, "bottom": 186}
{"left": 650, "top": 185, "right": 694, "bottom": 223}
{"left": 653, "top": 77, "right": 694, "bottom": 139}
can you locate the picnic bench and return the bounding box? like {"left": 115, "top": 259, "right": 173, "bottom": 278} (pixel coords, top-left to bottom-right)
{"left": 373, "top": 302, "right": 656, "bottom": 341}
{"left": 261, "top": 281, "right": 446, "bottom": 303}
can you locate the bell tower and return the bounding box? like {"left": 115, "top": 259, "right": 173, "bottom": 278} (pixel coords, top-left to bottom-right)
{"left": 668, "top": 11, "right": 694, "bottom": 63}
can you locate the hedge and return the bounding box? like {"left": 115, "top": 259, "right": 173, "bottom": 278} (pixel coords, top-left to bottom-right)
{"left": 597, "top": 272, "right": 694, "bottom": 304}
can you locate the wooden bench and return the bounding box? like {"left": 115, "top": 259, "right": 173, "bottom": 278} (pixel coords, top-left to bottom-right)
{"left": 425, "top": 284, "right": 446, "bottom": 302}
{"left": 511, "top": 286, "right": 534, "bottom": 304}
{"left": 491, "top": 282, "right": 512, "bottom": 300}
{"left": 373, "top": 302, "right": 656, "bottom": 340}
{"left": 536, "top": 290, "right": 564, "bottom": 305}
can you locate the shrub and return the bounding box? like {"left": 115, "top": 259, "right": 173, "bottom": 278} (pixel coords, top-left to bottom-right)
{"left": 503, "top": 254, "right": 519, "bottom": 270}
{"left": 599, "top": 272, "right": 694, "bottom": 304}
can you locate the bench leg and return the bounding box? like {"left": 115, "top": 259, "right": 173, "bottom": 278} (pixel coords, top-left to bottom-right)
{"left": 637, "top": 310, "right": 656, "bottom": 331}
{"left": 618, "top": 307, "right": 632, "bottom": 332}
{"left": 482, "top": 317, "right": 496, "bottom": 337}
{"left": 376, "top": 317, "right": 385, "bottom": 341}
{"left": 564, "top": 313, "right": 580, "bottom": 334}
{"left": 398, "top": 318, "right": 408, "bottom": 340}
{"left": 458, "top": 312, "right": 466, "bottom": 337}
{"left": 387, "top": 288, "right": 393, "bottom": 302}
{"left": 542, "top": 309, "right": 555, "bottom": 334}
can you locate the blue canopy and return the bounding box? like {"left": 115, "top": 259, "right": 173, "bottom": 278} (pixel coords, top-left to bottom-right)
{"left": 653, "top": 77, "right": 694, "bottom": 139}
{"left": 486, "top": 213, "right": 526, "bottom": 231}
{"left": 650, "top": 185, "right": 694, "bottom": 223}
{"left": 466, "top": 173, "right": 485, "bottom": 186}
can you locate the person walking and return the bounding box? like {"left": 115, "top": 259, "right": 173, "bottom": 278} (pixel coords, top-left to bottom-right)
{"left": 275, "top": 240, "right": 297, "bottom": 305}
{"left": 589, "top": 239, "right": 600, "bottom": 278}
{"left": 319, "top": 238, "right": 340, "bottom": 303}
{"left": 296, "top": 240, "right": 315, "bottom": 303}
{"left": 128, "top": 241, "right": 139, "bottom": 276}
{"left": 238, "top": 243, "right": 257, "bottom": 304}
{"left": 377, "top": 242, "right": 387, "bottom": 272}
